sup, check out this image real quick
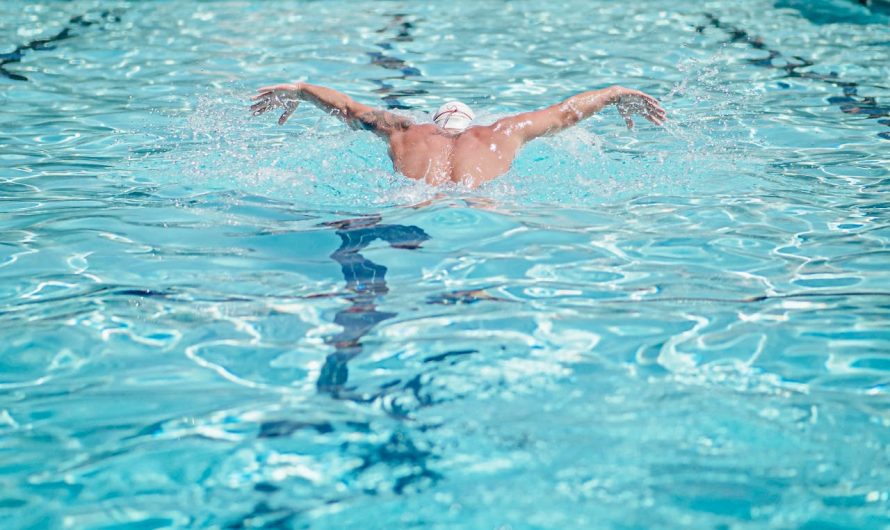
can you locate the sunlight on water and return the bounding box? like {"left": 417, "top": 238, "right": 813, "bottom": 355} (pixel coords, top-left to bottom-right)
{"left": 2, "top": 0, "right": 889, "bottom": 528}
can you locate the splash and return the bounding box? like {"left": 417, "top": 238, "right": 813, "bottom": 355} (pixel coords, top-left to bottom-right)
{"left": 472, "top": 54, "right": 765, "bottom": 206}
{"left": 134, "top": 74, "right": 761, "bottom": 210}
{"left": 663, "top": 50, "right": 762, "bottom": 161}
{"left": 137, "top": 87, "right": 410, "bottom": 209}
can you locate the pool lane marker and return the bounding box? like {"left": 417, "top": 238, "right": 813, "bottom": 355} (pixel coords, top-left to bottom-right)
{"left": 367, "top": 13, "right": 428, "bottom": 110}
{"left": 316, "top": 215, "right": 431, "bottom": 398}
{"left": 0, "top": 9, "right": 122, "bottom": 82}
{"left": 698, "top": 13, "right": 890, "bottom": 140}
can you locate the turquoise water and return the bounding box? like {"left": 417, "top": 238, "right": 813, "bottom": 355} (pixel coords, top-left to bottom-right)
{"left": 2, "top": 0, "right": 890, "bottom": 528}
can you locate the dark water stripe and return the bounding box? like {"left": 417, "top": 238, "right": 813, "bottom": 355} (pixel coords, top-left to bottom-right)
{"left": 0, "top": 9, "right": 123, "bottom": 82}
{"left": 228, "top": 431, "right": 440, "bottom": 528}
{"left": 699, "top": 13, "right": 890, "bottom": 140}
{"left": 367, "top": 13, "right": 427, "bottom": 110}
{"left": 316, "top": 215, "right": 431, "bottom": 398}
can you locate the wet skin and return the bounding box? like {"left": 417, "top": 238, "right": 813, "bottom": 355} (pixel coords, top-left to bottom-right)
{"left": 251, "top": 83, "right": 666, "bottom": 187}
{"left": 386, "top": 123, "right": 522, "bottom": 186}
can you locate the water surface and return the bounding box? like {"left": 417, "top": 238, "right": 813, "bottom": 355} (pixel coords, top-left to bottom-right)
{"left": 2, "top": 1, "right": 889, "bottom": 528}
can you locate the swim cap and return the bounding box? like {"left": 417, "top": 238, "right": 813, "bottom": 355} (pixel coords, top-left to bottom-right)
{"left": 433, "top": 101, "right": 475, "bottom": 131}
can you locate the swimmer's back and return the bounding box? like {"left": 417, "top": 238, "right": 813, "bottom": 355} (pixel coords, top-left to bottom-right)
{"left": 389, "top": 124, "right": 523, "bottom": 186}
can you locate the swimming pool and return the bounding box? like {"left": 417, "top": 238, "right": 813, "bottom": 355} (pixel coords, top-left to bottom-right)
{"left": 2, "top": 0, "right": 889, "bottom": 528}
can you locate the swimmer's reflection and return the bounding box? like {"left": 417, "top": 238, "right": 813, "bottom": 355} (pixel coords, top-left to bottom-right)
{"left": 317, "top": 215, "right": 430, "bottom": 396}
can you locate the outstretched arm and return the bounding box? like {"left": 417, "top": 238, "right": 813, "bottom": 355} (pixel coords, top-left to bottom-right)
{"left": 492, "top": 86, "right": 666, "bottom": 143}
{"left": 250, "top": 83, "right": 413, "bottom": 137}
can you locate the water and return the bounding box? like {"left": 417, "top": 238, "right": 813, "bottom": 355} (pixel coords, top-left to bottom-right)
{"left": 2, "top": 1, "right": 889, "bottom": 528}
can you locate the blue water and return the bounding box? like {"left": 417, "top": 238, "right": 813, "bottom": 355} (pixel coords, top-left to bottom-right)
{"left": 2, "top": 1, "right": 890, "bottom": 528}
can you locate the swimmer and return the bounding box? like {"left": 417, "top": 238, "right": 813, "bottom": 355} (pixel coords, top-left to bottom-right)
{"left": 251, "top": 82, "right": 665, "bottom": 187}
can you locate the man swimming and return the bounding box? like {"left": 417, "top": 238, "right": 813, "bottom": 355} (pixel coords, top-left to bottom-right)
{"left": 250, "top": 82, "right": 666, "bottom": 187}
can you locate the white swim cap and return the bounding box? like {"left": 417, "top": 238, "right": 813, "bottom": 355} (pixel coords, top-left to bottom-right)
{"left": 433, "top": 101, "right": 475, "bottom": 131}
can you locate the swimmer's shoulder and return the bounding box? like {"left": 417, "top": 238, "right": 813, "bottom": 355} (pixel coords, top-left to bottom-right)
{"left": 395, "top": 123, "right": 438, "bottom": 138}
{"left": 454, "top": 125, "right": 504, "bottom": 143}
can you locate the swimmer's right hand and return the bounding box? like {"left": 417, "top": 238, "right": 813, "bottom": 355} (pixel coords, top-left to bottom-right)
{"left": 251, "top": 83, "right": 304, "bottom": 125}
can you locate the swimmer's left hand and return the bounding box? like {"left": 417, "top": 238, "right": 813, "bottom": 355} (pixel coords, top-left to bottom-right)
{"left": 251, "top": 83, "right": 303, "bottom": 125}
{"left": 614, "top": 88, "right": 666, "bottom": 129}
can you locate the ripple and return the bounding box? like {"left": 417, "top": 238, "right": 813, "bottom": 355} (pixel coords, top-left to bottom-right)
{"left": 3, "top": 1, "right": 890, "bottom": 529}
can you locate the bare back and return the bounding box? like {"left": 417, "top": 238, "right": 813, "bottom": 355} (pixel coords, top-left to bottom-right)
{"left": 252, "top": 83, "right": 666, "bottom": 187}
{"left": 387, "top": 124, "right": 523, "bottom": 187}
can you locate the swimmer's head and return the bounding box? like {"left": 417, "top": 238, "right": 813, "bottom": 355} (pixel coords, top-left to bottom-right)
{"left": 433, "top": 101, "right": 475, "bottom": 131}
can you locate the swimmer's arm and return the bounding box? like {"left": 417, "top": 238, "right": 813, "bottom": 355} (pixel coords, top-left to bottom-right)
{"left": 492, "top": 86, "right": 666, "bottom": 143}
{"left": 252, "top": 83, "right": 412, "bottom": 136}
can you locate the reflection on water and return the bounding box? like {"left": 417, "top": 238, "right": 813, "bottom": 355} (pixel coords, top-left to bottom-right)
{"left": 318, "top": 215, "right": 430, "bottom": 396}
{"left": 2, "top": 0, "right": 890, "bottom": 528}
